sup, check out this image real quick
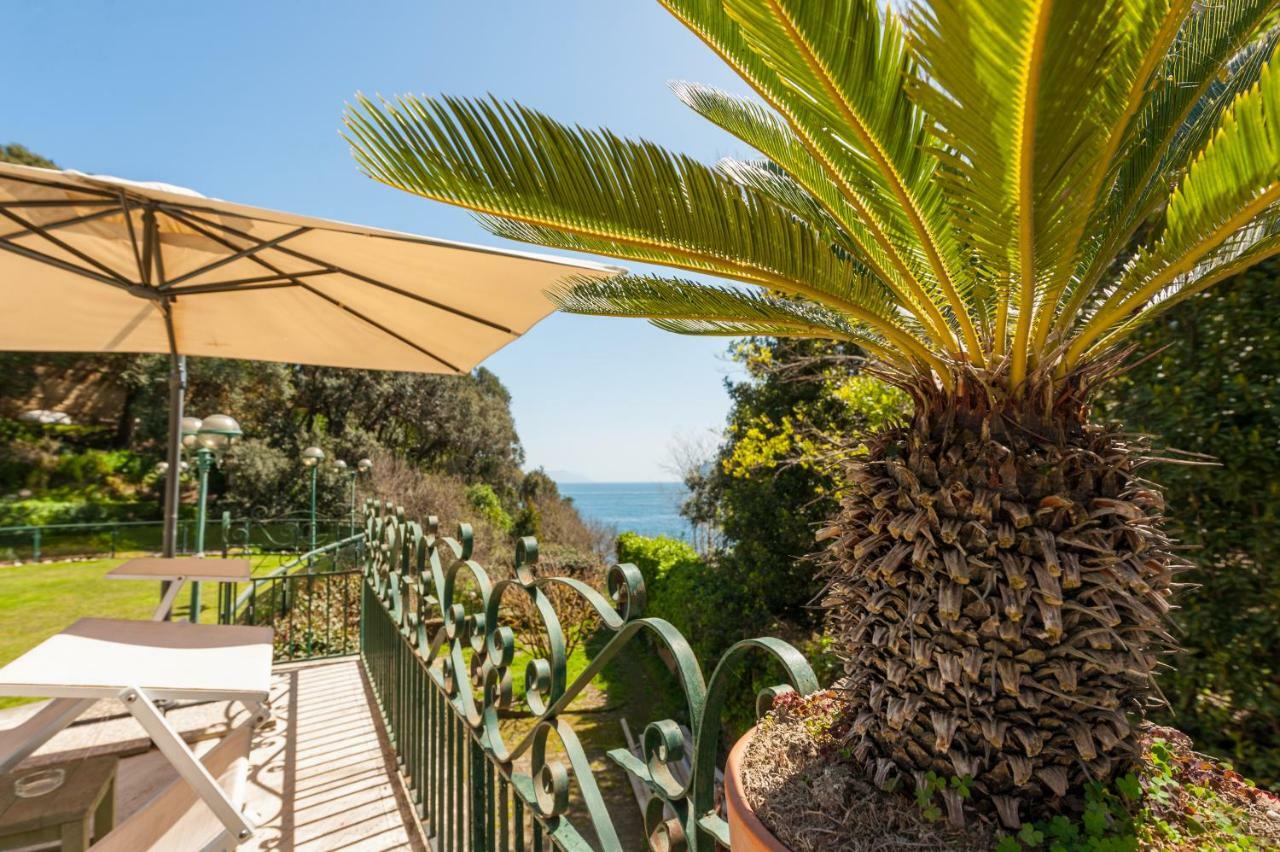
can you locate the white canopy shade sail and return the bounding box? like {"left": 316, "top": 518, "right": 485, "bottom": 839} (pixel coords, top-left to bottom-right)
{"left": 0, "top": 162, "right": 618, "bottom": 373}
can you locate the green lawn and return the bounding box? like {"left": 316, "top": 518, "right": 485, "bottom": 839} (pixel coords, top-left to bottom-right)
{"left": 0, "top": 552, "right": 307, "bottom": 709}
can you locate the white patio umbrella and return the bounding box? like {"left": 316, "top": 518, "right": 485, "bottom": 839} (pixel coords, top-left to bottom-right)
{"left": 0, "top": 162, "right": 618, "bottom": 554}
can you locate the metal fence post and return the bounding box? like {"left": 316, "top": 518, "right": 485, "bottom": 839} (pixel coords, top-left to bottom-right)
{"left": 31, "top": 527, "right": 40, "bottom": 562}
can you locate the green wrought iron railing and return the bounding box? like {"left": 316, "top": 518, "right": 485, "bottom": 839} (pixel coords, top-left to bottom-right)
{"left": 359, "top": 499, "right": 820, "bottom": 850}
{"left": 216, "top": 533, "right": 365, "bottom": 660}
{"left": 0, "top": 514, "right": 351, "bottom": 564}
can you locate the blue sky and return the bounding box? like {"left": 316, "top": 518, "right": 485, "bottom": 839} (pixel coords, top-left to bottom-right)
{"left": 3, "top": 1, "right": 763, "bottom": 481}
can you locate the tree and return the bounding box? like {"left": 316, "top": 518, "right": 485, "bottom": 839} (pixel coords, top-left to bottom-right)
{"left": 0, "top": 143, "right": 55, "bottom": 169}
{"left": 1100, "top": 260, "right": 1280, "bottom": 786}
{"left": 699, "top": 338, "right": 906, "bottom": 626}
{"left": 345, "top": 0, "right": 1280, "bottom": 828}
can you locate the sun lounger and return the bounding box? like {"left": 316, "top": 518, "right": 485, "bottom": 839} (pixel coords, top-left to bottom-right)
{"left": 92, "top": 717, "right": 255, "bottom": 852}
{"left": 0, "top": 618, "right": 272, "bottom": 845}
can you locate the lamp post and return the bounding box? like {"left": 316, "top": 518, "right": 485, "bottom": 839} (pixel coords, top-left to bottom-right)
{"left": 356, "top": 458, "right": 373, "bottom": 534}
{"left": 301, "top": 446, "right": 325, "bottom": 556}
{"left": 188, "top": 414, "right": 242, "bottom": 622}
{"left": 333, "top": 459, "right": 351, "bottom": 537}
{"left": 332, "top": 458, "right": 372, "bottom": 536}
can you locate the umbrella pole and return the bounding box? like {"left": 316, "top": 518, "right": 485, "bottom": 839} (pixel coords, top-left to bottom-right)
{"left": 161, "top": 352, "right": 186, "bottom": 559}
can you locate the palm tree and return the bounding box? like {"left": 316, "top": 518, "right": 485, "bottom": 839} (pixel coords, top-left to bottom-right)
{"left": 345, "top": 0, "right": 1280, "bottom": 829}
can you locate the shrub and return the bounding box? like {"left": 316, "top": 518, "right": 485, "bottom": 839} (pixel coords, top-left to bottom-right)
{"left": 1099, "top": 261, "right": 1280, "bottom": 788}
{"left": 466, "top": 483, "right": 513, "bottom": 533}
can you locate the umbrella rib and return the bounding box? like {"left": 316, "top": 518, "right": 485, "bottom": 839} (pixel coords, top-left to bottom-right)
{"left": 164, "top": 206, "right": 519, "bottom": 336}
{"left": 168, "top": 280, "right": 299, "bottom": 296}
{"left": 0, "top": 199, "right": 117, "bottom": 209}
{"left": 118, "top": 193, "right": 146, "bottom": 287}
{"left": 158, "top": 209, "right": 462, "bottom": 372}
{"left": 293, "top": 279, "right": 463, "bottom": 373}
{"left": 0, "top": 206, "right": 121, "bottom": 241}
{"left": 159, "top": 225, "right": 313, "bottom": 289}
{"left": 0, "top": 171, "right": 121, "bottom": 200}
{"left": 0, "top": 207, "right": 135, "bottom": 285}
{"left": 0, "top": 235, "right": 153, "bottom": 297}
{"left": 166, "top": 269, "right": 335, "bottom": 295}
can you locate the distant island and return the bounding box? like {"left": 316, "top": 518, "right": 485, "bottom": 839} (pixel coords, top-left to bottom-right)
{"left": 546, "top": 469, "right": 595, "bottom": 484}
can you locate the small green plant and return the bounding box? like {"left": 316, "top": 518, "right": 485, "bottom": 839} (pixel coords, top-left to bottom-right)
{"left": 910, "top": 771, "right": 972, "bottom": 825}
{"left": 996, "top": 737, "right": 1271, "bottom": 850}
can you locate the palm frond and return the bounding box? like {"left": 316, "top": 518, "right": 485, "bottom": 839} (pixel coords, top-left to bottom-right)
{"left": 669, "top": 83, "right": 932, "bottom": 312}
{"left": 347, "top": 0, "right": 1280, "bottom": 404}
{"left": 715, "top": 155, "right": 956, "bottom": 348}
{"left": 344, "top": 94, "right": 874, "bottom": 316}
{"left": 1068, "top": 59, "right": 1280, "bottom": 364}
{"left": 1057, "top": 1, "right": 1277, "bottom": 338}
{"left": 909, "top": 0, "right": 1132, "bottom": 384}
{"left": 718, "top": 0, "right": 981, "bottom": 360}
{"left": 1027, "top": 0, "right": 1193, "bottom": 353}
{"left": 1088, "top": 203, "right": 1280, "bottom": 354}
{"left": 547, "top": 273, "right": 938, "bottom": 374}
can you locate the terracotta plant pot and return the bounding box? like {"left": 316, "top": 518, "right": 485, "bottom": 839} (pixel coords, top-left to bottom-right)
{"left": 724, "top": 725, "right": 791, "bottom": 851}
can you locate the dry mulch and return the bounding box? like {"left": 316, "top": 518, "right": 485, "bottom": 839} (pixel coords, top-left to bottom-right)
{"left": 741, "top": 693, "right": 995, "bottom": 851}
{"left": 740, "top": 693, "right": 1280, "bottom": 851}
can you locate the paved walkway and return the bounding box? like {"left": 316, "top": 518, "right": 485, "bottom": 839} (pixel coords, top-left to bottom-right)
{"left": 0, "top": 657, "right": 423, "bottom": 851}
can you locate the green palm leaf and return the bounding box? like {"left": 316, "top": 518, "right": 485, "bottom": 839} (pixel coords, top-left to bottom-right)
{"left": 347, "top": 0, "right": 1280, "bottom": 405}
{"left": 549, "top": 273, "right": 902, "bottom": 361}
{"left": 670, "top": 81, "right": 958, "bottom": 351}
{"left": 344, "top": 94, "right": 879, "bottom": 318}
{"left": 1070, "top": 59, "right": 1280, "bottom": 364}
{"left": 719, "top": 0, "right": 980, "bottom": 358}
{"left": 1058, "top": 0, "right": 1277, "bottom": 338}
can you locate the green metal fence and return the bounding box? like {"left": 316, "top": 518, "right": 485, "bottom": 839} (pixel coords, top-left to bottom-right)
{"left": 217, "top": 533, "right": 366, "bottom": 660}
{"left": 359, "top": 500, "right": 820, "bottom": 851}
{"left": 0, "top": 514, "right": 352, "bottom": 563}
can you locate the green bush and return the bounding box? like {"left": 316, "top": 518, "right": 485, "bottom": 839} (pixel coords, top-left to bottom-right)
{"left": 466, "top": 483, "right": 513, "bottom": 533}
{"left": 1099, "top": 260, "right": 1280, "bottom": 788}
{"left": 616, "top": 532, "right": 780, "bottom": 737}
{"left": 617, "top": 532, "right": 719, "bottom": 650}
{"left": 0, "top": 498, "right": 154, "bottom": 527}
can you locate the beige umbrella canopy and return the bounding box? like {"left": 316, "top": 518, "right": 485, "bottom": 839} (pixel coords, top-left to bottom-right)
{"left": 0, "top": 162, "right": 618, "bottom": 553}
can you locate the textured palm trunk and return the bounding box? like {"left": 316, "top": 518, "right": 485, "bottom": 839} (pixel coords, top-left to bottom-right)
{"left": 823, "top": 397, "right": 1179, "bottom": 829}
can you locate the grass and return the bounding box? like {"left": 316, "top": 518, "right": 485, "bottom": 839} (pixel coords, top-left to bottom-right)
{"left": 0, "top": 551, "right": 318, "bottom": 709}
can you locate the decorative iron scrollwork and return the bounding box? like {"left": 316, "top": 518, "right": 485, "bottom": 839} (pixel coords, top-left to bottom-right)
{"left": 360, "top": 498, "right": 819, "bottom": 850}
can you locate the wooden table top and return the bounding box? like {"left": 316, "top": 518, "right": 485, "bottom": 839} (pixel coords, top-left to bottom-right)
{"left": 106, "top": 556, "right": 252, "bottom": 583}
{"left": 0, "top": 755, "right": 116, "bottom": 834}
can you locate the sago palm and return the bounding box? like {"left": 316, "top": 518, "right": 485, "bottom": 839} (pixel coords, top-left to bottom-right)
{"left": 346, "top": 0, "right": 1280, "bottom": 829}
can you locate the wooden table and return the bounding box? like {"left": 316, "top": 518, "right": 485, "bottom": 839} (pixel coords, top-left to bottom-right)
{"left": 0, "top": 755, "right": 116, "bottom": 851}
{"left": 0, "top": 618, "right": 272, "bottom": 842}
{"left": 107, "top": 556, "right": 251, "bottom": 621}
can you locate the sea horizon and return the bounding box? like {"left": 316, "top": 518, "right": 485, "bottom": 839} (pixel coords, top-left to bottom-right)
{"left": 557, "top": 481, "right": 691, "bottom": 542}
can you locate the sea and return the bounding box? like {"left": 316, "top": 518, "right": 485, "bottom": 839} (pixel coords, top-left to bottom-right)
{"left": 558, "top": 482, "right": 691, "bottom": 541}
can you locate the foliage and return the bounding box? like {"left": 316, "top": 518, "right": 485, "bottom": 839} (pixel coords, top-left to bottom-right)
{"left": 615, "top": 531, "right": 764, "bottom": 662}
{"left": 346, "top": 0, "right": 1280, "bottom": 827}
{"left": 0, "top": 498, "right": 154, "bottom": 527}
{"left": 347, "top": 0, "right": 1280, "bottom": 405}
{"left": 686, "top": 338, "right": 909, "bottom": 627}
{"left": 0, "top": 350, "right": 530, "bottom": 523}
{"left": 993, "top": 730, "right": 1280, "bottom": 851}
{"left": 0, "top": 143, "right": 55, "bottom": 168}
{"left": 1099, "top": 261, "right": 1280, "bottom": 788}
{"left": 466, "top": 483, "right": 513, "bottom": 533}
{"left": 499, "top": 543, "right": 606, "bottom": 660}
